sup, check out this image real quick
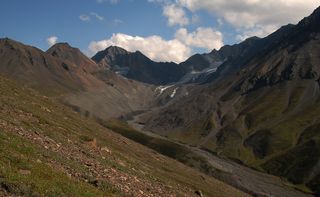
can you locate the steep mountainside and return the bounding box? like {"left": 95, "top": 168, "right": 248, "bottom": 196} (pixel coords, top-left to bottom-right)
{"left": 92, "top": 46, "right": 185, "bottom": 85}
{"left": 47, "top": 42, "right": 102, "bottom": 73}
{"left": 142, "top": 6, "right": 320, "bottom": 195}
{"left": 62, "top": 72, "right": 156, "bottom": 119}
{"left": 47, "top": 44, "right": 156, "bottom": 119}
{"left": 0, "top": 39, "right": 156, "bottom": 119}
{"left": 91, "top": 38, "right": 267, "bottom": 85}
{"left": 0, "top": 76, "right": 248, "bottom": 197}
{"left": 0, "top": 38, "right": 104, "bottom": 95}
{"left": 179, "top": 50, "right": 222, "bottom": 72}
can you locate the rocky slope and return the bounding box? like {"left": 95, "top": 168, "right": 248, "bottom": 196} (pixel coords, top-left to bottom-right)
{"left": 0, "top": 38, "right": 104, "bottom": 95}
{"left": 0, "top": 76, "right": 248, "bottom": 197}
{"left": 142, "top": 6, "right": 320, "bottom": 195}
{"left": 47, "top": 42, "right": 102, "bottom": 73}
{"left": 0, "top": 39, "right": 156, "bottom": 119}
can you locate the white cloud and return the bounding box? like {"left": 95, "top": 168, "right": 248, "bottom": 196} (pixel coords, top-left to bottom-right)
{"left": 47, "top": 36, "right": 58, "bottom": 47}
{"left": 176, "top": 0, "right": 319, "bottom": 39}
{"left": 163, "top": 4, "right": 189, "bottom": 26}
{"left": 88, "top": 33, "right": 191, "bottom": 63}
{"left": 175, "top": 27, "right": 223, "bottom": 50}
{"left": 79, "top": 13, "right": 104, "bottom": 22}
{"left": 88, "top": 26, "right": 224, "bottom": 63}
{"left": 90, "top": 12, "right": 104, "bottom": 21}
{"left": 79, "top": 15, "right": 90, "bottom": 22}
{"left": 236, "top": 25, "right": 277, "bottom": 41}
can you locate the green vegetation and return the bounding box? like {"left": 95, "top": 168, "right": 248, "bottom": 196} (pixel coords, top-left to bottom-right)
{"left": 99, "top": 119, "right": 232, "bottom": 189}
{"left": 0, "top": 130, "right": 105, "bottom": 197}
{"left": 0, "top": 76, "right": 246, "bottom": 196}
{"left": 101, "top": 119, "right": 191, "bottom": 158}
{"left": 188, "top": 82, "right": 320, "bottom": 194}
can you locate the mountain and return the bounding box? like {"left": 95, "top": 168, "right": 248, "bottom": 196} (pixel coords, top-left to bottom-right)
{"left": 179, "top": 51, "right": 222, "bottom": 72}
{"left": 176, "top": 51, "right": 223, "bottom": 84}
{"left": 0, "top": 38, "right": 104, "bottom": 95}
{"left": 47, "top": 42, "right": 102, "bottom": 73}
{"left": 92, "top": 46, "right": 186, "bottom": 85}
{"left": 46, "top": 43, "right": 156, "bottom": 119}
{"left": 141, "top": 6, "right": 320, "bottom": 194}
{"left": 91, "top": 38, "right": 265, "bottom": 85}
{"left": 0, "top": 39, "right": 157, "bottom": 119}
{"left": 0, "top": 75, "right": 247, "bottom": 196}
{"left": 176, "top": 38, "right": 263, "bottom": 84}
{"left": 91, "top": 45, "right": 128, "bottom": 69}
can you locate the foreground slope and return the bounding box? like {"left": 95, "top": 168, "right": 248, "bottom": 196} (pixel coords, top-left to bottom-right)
{"left": 0, "top": 76, "right": 247, "bottom": 197}
{"left": 143, "top": 6, "right": 320, "bottom": 194}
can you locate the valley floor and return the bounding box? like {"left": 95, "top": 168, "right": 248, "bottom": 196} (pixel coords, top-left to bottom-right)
{"left": 126, "top": 112, "right": 313, "bottom": 197}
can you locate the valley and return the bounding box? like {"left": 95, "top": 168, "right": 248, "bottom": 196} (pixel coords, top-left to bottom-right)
{"left": 0, "top": 3, "right": 320, "bottom": 197}
{"left": 123, "top": 110, "right": 312, "bottom": 197}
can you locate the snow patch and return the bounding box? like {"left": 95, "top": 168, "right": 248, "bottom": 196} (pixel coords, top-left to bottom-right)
{"left": 155, "top": 85, "right": 174, "bottom": 95}
{"left": 170, "top": 88, "right": 178, "bottom": 98}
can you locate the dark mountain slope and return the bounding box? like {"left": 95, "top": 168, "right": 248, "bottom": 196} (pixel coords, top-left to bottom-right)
{"left": 142, "top": 6, "right": 320, "bottom": 194}
{"left": 92, "top": 37, "right": 269, "bottom": 85}
{"left": 92, "top": 46, "right": 185, "bottom": 85}
{"left": 179, "top": 49, "right": 224, "bottom": 73}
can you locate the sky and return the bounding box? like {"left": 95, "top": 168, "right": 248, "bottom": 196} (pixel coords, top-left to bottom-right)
{"left": 0, "top": 0, "right": 319, "bottom": 63}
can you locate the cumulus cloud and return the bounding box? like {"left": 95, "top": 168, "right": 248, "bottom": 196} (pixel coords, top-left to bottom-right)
{"left": 175, "top": 27, "right": 223, "bottom": 50}
{"left": 88, "top": 26, "right": 223, "bottom": 63}
{"left": 88, "top": 33, "right": 191, "bottom": 63}
{"left": 163, "top": 4, "right": 189, "bottom": 26}
{"left": 47, "top": 36, "right": 58, "bottom": 47}
{"left": 177, "top": 0, "right": 319, "bottom": 39}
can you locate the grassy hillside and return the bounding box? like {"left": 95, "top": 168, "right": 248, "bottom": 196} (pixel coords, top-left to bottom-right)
{"left": 0, "top": 76, "right": 248, "bottom": 197}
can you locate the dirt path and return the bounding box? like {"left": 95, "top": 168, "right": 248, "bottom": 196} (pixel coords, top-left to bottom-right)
{"left": 128, "top": 113, "right": 313, "bottom": 197}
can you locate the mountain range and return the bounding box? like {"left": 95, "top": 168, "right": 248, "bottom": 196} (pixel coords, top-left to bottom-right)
{"left": 140, "top": 5, "right": 320, "bottom": 195}
{"left": 1, "top": 5, "right": 320, "bottom": 197}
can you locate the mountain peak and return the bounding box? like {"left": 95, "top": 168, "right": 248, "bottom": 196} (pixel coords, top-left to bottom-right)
{"left": 91, "top": 46, "right": 130, "bottom": 68}
{"left": 46, "top": 42, "right": 98, "bottom": 71}
{"left": 0, "top": 37, "right": 25, "bottom": 47}
{"left": 47, "top": 42, "right": 77, "bottom": 52}
{"left": 104, "top": 45, "right": 129, "bottom": 55}
{"left": 51, "top": 42, "right": 72, "bottom": 48}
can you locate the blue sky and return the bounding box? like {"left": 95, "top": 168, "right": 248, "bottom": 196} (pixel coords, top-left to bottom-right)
{"left": 0, "top": 0, "right": 318, "bottom": 62}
